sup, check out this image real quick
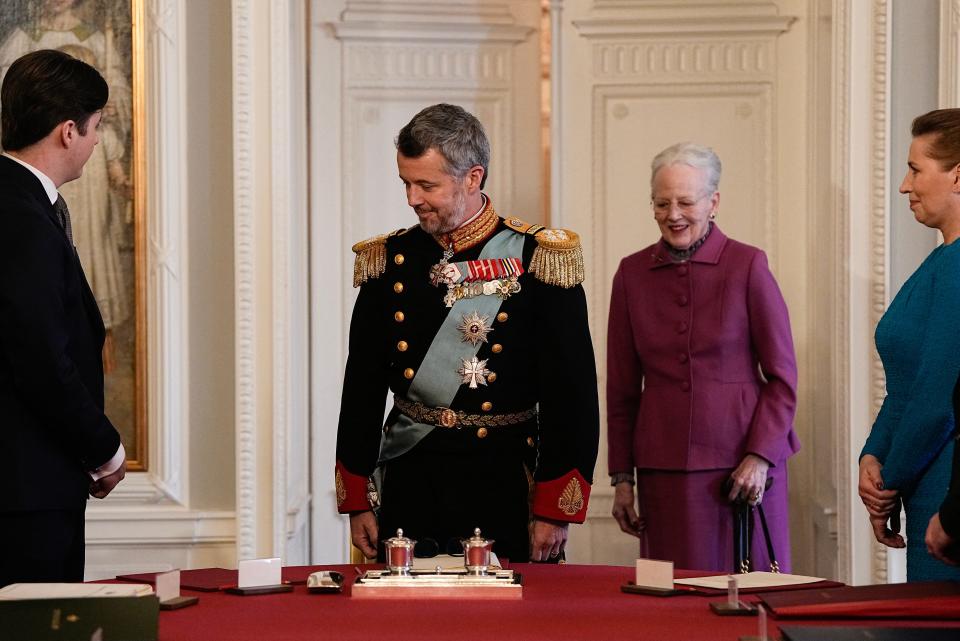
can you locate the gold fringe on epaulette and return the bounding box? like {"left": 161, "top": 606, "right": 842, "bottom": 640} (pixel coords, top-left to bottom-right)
{"left": 352, "top": 234, "right": 388, "bottom": 287}
{"left": 529, "top": 229, "right": 585, "bottom": 288}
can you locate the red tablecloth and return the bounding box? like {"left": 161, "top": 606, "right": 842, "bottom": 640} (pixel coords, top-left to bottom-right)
{"left": 152, "top": 564, "right": 960, "bottom": 641}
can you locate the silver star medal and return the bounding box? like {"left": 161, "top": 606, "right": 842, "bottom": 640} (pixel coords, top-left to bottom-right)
{"left": 457, "top": 356, "right": 490, "bottom": 389}
{"left": 457, "top": 311, "right": 492, "bottom": 346}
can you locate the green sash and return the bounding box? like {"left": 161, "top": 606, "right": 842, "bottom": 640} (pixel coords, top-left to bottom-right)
{"left": 379, "top": 229, "right": 524, "bottom": 463}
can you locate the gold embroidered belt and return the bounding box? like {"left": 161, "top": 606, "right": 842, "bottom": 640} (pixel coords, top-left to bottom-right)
{"left": 393, "top": 396, "right": 537, "bottom": 430}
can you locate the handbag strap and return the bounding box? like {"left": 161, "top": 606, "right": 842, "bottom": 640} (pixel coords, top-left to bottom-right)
{"left": 733, "top": 501, "right": 750, "bottom": 573}
{"left": 754, "top": 504, "right": 780, "bottom": 573}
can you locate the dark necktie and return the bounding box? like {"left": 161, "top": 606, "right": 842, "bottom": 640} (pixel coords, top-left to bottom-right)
{"left": 54, "top": 194, "right": 74, "bottom": 246}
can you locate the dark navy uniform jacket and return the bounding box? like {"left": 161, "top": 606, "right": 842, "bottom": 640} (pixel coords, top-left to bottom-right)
{"left": 335, "top": 202, "right": 599, "bottom": 529}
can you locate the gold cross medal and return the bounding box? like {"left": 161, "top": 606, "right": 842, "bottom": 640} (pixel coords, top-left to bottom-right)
{"left": 457, "top": 311, "right": 493, "bottom": 346}
{"left": 458, "top": 356, "right": 490, "bottom": 389}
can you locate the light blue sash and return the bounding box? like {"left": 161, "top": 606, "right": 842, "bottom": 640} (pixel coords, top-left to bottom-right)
{"left": 379, "top": 229, "right": 524, "bottom": 463}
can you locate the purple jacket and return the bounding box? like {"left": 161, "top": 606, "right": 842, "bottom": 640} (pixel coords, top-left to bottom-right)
{"left": 607, "top": 226, "right": 799, "bottom": 472}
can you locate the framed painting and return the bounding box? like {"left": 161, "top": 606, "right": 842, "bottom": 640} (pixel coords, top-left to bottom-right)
{"left": 0, "top": 0, "right": 147, "bottom": 470}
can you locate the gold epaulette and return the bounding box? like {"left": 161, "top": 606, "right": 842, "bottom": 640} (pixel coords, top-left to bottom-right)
{"left": 351, "top": 228, "right": 406, "bottom": 287}
{"left": 529, "top": 228, "right": 585, "bottom": 288}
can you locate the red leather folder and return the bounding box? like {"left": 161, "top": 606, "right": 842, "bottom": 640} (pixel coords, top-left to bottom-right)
{"left": 779, "top": 626, "right": 960, "bottom": 640}
{"left": 760, "top": 581, "right": 960, "bottom": 619}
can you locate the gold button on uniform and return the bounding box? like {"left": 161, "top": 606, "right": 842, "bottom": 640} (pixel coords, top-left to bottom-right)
{"left": 481, "top": 401, "right": 493, "bottom": 412}
{"left": 476, "top": 427, "right": 488, "bottom": 439}
{"left": 491, "top": 344, "right": 503, "bottom": 354}
{"left": 394, "top": 311, "right": 405, "bottom": 322}
{"left": 394, "top": 254, "right": 405, "bottom": 265}
{"left": 397, "top": 341, "right": 408, "bottom": 352}
{"left": 393, "top": 282, "right": 404, "bottom": 293}
{"left": 404, "top": 368, "right": 415, "bottom": 379}
{"left": 526, "top": 437, "right": 535, "bottom": 447}
{"left": 486, "top": 372, "right": 497, "bottom": 383}
{"left": 497, "top": 312, "right": 508, "bottom": 322}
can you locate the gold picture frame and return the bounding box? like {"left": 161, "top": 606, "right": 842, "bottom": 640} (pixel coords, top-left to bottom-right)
{"left": 0, "top": 0, "right": 148, "bottom": 471}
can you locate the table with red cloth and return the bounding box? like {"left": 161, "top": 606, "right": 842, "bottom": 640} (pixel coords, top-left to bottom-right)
{"left": 152, "top": 564, "right": 960, "bottom": 641}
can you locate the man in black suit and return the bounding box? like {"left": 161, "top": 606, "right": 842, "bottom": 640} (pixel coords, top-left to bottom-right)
{"left": 926, "top": 380, "right": 960, "bottom": 565}
{"left": 0, "top": 49, "right": 125, "bottom": 587}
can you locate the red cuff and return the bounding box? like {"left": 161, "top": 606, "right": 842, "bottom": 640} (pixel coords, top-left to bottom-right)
{"left": 335, "top": 460, "right": 372, "bottom": 513}
{"left": 532, "top": 469, "right": 591, "bottom": 523}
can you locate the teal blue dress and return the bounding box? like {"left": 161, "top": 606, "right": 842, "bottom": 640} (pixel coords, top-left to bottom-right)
{"left": 862, "top": 240, "right": 960, "bottom": 581}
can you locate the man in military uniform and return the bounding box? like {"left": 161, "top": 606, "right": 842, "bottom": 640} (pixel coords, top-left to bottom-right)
{"left": 335, "top": 103, "right": 599, "bottom": 562}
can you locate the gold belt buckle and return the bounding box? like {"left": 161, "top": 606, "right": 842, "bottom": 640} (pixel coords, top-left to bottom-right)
{"left": 438, "top": 408, "right": 458, "bottom": 428}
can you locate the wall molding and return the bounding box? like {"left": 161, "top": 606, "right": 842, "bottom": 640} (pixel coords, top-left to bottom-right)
{"left": 233, "top": 0, "right": 311, "bottom": 562}
{"left": 86, "top": 0, "right": 188, "bottom": 508}
{"left": 940, "top": 0, "right": 960, "bottom": 107}
{"left": 86, "top": 508, "right": 236, "bottom": 546}
{"left": 572, "top": 2, "right": 794, "bottom": 40}
{"left": 832, "top": 0, "right": 852, "bottom": 585}
{"left": 232, "top": 0, "right": 259, "bottom": 562}
{"left": 868, "top": 0, "right": 891, "bottom": 586}
{"left": 588, "top": 40, "right": 777, "bottom": 80}
{"left": 332, "top": 0, "right": 532, "bottom": 43}
{"left": 344, "top": 44, "right": 514, "bottom": 88}
{"left": 838, "top": 0, "right": 892, "bottom": 585}
{"left": 572, "top": 16, "right": 795, "bottom": 39}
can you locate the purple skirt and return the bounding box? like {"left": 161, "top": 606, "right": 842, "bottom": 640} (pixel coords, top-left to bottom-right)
{"left": 635, "top": 465, "right": 791, "bottom": 573}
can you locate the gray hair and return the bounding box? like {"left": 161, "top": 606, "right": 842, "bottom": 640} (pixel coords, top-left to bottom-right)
{"left": 395, "top": 103, "right": 491, "bottom": 189}
{"left": 650, "top": 142, "right": 722, "bottom": 194}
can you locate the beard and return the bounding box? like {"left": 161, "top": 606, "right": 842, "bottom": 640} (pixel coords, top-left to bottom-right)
{"left": 416, "top": 188, "right": 468, "bottom": 235}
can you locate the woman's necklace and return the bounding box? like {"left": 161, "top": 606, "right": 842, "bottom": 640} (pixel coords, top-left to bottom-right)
{"left": 665, "top": 222, "right": 713, "bottom": 262}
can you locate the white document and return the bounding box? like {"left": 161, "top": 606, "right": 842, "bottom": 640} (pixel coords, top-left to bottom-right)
{"left": 674, "top": 571, "right": 825, "bottom": 590}
{"left": 155, "top": 570, "right": 180, "bottom": 602}
{"left": 237, "top": 557, "right": 282, "bottom": 588}
{"left": 635, "top": 558, "right": 674, "bottom": 590}
{"left": 0, "top": 583, "right": 153, "bottom": 600}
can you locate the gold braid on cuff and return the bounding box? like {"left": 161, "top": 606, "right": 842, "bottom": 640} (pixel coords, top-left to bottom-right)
{"left": 393, "top": 396, "right": 536, "bottom": 429}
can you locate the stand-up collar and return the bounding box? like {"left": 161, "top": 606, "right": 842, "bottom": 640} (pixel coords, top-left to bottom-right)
{"left": 435, "top": 194, "right": 499, "bottom": 253}
{"left": 649, "top": 224, "right": 728, "bottom": 269}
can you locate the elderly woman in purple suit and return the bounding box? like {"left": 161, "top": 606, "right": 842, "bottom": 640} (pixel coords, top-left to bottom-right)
{"left": 606, "top": 142, "right": 800, "bottom": 572}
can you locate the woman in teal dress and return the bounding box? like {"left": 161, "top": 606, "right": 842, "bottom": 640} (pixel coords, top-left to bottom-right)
{"left": 859, "top": 109, "right": 960, "bottom": 581}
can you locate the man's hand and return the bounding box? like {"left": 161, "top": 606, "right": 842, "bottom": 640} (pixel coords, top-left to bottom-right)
{"left": 858, "top": 454, "right": 899, "bottom": 518}
{"left": 350, "top": 511, "right": 379, "bottom": 559}
{"left": 530, "top": 519, "right": 569, "bottom": 561}
{"left": 612, "top": 482, "right": 644, "bottom": 537}
{"left": 89, "top": 459, "right": 126, "bottom": 499}
{"left": 727, "top": 454, "right": 770, "bottom": 505}
{"left": 926, "top": 513, "right": 959, "bottom": 565}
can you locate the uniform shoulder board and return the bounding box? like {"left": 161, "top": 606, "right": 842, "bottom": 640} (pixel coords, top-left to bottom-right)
{"left": 351, "top": 228, "right": 406, "bottom": 288}
{"left": 529, "top": 228, "right": 584, "bottom": 288}
{"left": 503, "top": 216, "right": 545, "bottom": 236}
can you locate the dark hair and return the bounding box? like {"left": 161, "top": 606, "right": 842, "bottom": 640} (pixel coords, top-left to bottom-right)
{"left": 395, "top": 103, "right": 490, "bottom": 189}
{"left": 911, "top": 109, "right": 960, "bottom": 170}
{"left": 1, "top": 49, "right": 108, "bottom": 151}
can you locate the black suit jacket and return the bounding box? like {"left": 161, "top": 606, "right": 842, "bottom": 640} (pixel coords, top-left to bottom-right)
{"left": 0, "top": 155, "right": 120, "bottom": 513}
{"left": 940, "top": 379, "right": 960, "bottom": 538}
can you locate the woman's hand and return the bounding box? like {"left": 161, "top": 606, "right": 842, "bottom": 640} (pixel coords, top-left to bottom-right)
{"left": 612, "top": 481, "right": 644, "bottom": 537}
{"left": 727, "top": 454, "right": 770, "bottom": 505}
{"left": 858, "top": 454, "right": 898, "bottom": 518}
{"left": 870, "top": 514, "right": 906, "bottom": 548}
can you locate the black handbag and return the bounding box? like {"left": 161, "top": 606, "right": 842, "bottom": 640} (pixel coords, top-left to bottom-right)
{"left": 721, "top": 477, "right": 779, "bottom": 574}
